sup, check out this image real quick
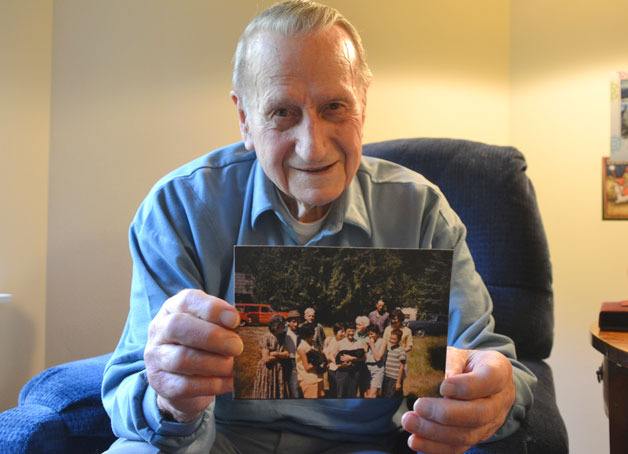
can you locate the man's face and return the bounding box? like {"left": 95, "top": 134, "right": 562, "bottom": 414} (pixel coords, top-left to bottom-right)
{"left": 233, "top": 26, "right": 366, "bottom": 220}
{"left": 391, "top": 316, "right": 401, "bottom": 328}
{"left": 304, "top": 311, "right": 315, "bottom": 323}
{"left": 389, "top": 333, "right": 400, "bottom": 347}
{"left": 376, "top": 300, "right": 385, "bottom": 313}
{"left": 356, "top": 321, "right": 367, "bottom": 333}
{"left": 368, "top": 330, "right": 379, "bottom": 341}
{"left": 288, "top": 319, "right": 298, "bottom": 331}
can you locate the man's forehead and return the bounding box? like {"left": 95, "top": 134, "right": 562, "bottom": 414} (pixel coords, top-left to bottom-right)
{"left": 247, "top": 28, "right": 358, "bottom": 87}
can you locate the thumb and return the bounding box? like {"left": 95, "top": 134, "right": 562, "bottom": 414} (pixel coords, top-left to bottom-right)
{"left": 444, "top": 346, "right": 468, "bottom": 379}
{"left": 440, "top": 347, "right": 469, "bottom": 398}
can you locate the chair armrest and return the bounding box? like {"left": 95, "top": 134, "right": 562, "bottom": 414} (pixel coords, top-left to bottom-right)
{"left": 466, "top": 359, "right": 568, "bottom": 453}
{"left": 0, "top": 353, "right": 116, "bottom": 454}
{"left": 0, "top": 404, "right": 69, "bottom": 453}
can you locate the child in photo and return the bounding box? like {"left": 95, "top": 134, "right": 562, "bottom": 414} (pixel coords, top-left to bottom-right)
{"left": 323, "top": 322, "right": 345, "bottom": 397}
{"left": 296, "top": 323, "right": 325, "bottom": 398}
{"left": 251, "top": 315, "right": 290, "bottom": 399}
{"left": 364, "top": 325, "right": 386, "bottom": 398}
{"left": 382, "top": 329, "right": 406, "bottom": 398}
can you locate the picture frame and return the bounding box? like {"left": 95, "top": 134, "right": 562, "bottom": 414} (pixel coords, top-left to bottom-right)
{"left": 610, "top": 72, "right": 628, "bottom": 161}
{"left": 602, "top": 157, "right": 628, "bottom": 220}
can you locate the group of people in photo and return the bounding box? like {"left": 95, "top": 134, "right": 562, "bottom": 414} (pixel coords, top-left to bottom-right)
{"left": 251, "top": 300, "right": 415, "bottom": 400}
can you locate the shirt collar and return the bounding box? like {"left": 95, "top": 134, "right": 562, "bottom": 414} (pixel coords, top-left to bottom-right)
{"left": 250, "top": 160, "right": 277, "bottom": 227}
{"left": 250, "top": 159, "right": 372, "bottom": 238}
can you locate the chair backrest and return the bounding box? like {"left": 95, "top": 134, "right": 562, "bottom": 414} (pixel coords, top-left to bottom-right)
{"left": 363, "top": 138, "right": 553, "bottom": 360}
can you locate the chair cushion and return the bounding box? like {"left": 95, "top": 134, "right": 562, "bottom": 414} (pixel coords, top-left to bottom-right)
{"left": 363, "top": 139, "right": 554, "bottom": 359}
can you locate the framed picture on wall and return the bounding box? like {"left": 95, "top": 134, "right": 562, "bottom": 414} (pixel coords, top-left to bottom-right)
{"left": 603, "top": 157, "right": 628, "bottom": 220}
{"left": 610, "top": 72, "right": 628, "bottom": 161}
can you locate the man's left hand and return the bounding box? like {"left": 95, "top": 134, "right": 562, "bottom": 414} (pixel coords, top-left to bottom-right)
{"left": 401, "top": 346, "right": 515, "bottom": 454}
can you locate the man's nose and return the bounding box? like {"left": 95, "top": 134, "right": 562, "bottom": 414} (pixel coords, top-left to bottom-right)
{"left": 294, "top": 113, "right": 328, "bottom": 162}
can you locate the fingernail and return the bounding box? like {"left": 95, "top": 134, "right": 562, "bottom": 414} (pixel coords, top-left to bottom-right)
{"left": 401, "top": 411, "right": 417, "bottom": 429}
{"left": 220, "top": 310, "right": 239, "bottom": 329}
{"left": 413, "top": 397, "right": 421, "bottom": 412}
{"left": 226, "top": 337, "right": 244, "bottom": 356}
{"left": 440, "top": 381, "right": 457, "bottom": 397}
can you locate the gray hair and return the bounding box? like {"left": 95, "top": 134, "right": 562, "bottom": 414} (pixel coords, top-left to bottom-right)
{"left": 232, "top": 0, "right": 372, "bottom": 106}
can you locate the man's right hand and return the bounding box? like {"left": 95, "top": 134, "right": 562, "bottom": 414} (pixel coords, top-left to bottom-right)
{"left": 144, "top": 289, "right": 243, "bottom": 423}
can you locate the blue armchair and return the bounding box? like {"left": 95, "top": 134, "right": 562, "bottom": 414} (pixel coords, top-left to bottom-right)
{"left": 0, "top": 138, "right": 568, "bottom": 453}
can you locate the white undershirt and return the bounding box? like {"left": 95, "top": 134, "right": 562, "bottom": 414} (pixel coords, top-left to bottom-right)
{"left": 276, "top": 189, "right": 329, "bottom": 245}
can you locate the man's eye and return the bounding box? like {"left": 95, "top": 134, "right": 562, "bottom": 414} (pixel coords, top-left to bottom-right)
{"left": 274, "top": 108, "right": 290, "bottom": 117}
{"left": 328, "top": 102, "right": 342, "bottom": 111}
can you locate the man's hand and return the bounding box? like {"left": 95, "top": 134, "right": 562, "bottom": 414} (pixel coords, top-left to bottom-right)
{"left": 144, "top": 289, "right": 243, "bottom": 423}
{"left": 401, "top": 347, "right": 515, "bottom": 454}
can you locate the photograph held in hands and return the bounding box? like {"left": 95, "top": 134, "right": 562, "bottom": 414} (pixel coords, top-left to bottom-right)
{"left": 233, "top": 245, "right": 452, "bottom": 401}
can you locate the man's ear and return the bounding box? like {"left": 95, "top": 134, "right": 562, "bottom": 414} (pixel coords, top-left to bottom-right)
{"left": 231, "top": 91, "right": 254, "bottom": 150}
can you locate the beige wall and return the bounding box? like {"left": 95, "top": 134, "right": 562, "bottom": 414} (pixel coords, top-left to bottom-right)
{"left": 0, "top": 0, "right": 52, "bottom": 410}
{"left": 511, "top": 1, "right": 627, "bottom": 452}
{"left": 45, "top": 0, "right": 244, "bottom": 365}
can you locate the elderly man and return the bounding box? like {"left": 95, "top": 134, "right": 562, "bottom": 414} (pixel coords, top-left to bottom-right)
{"left": 102, "top": 1, "right": 535, "bottom": 453}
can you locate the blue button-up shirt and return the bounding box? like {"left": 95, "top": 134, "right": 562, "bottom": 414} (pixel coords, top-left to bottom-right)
{"left": 102, "top": 142, "right": 535, "bottom": 452}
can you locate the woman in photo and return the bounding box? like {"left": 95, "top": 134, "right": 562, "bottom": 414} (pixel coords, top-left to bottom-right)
{"left": 251, "top": 315, "right": 290, "bottom": 399}
{"left": 335, "top": 322, "right": 366, "bottom": 398}
{"left": 355, "top": 315, "right": 371, "bottom": 396}
{"left": 323, "top": 322, "right": 345, "bottom": 397}
{"left": 296, "top": 323, "right": 325, "bottom": 398}
{"left": 364, "top": 325, "right": 386, "bottom": 398}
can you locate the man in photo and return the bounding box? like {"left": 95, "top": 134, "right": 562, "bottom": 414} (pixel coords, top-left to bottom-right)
{"left": 103, "top": 1, "right": 536, "bottom": 452}
{"left": 383, "top": 309, "right": 413, "bottom": 353}
{"left": 368, "top": 299, "right": 390, "bottom": 334}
